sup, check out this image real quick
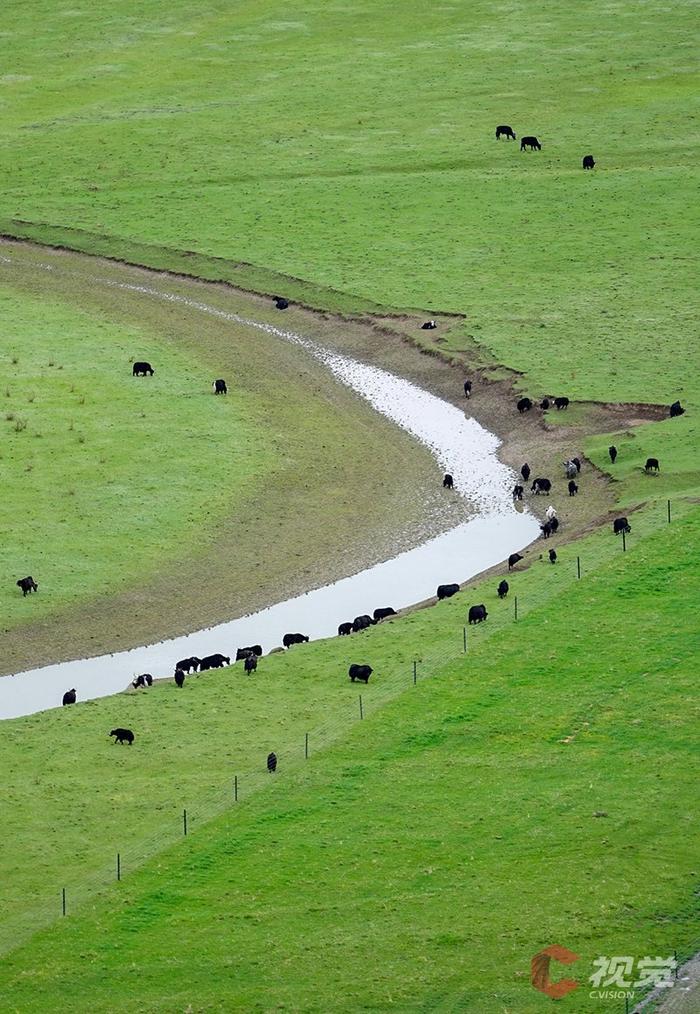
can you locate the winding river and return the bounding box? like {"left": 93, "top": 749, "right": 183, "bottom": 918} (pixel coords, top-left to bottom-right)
{"left": 0, "top": 266, "right": 540, "bottom": 719}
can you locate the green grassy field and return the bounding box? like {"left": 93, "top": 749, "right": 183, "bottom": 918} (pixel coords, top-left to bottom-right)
{"left": 0, "top": 503, "right": 697, "bottom": 1011}
{"left": 0, "top": 0, "right": 698, "bottom": 1009}
{"left": 1, "top": 0, "right": 697, "bottom": 401}
{"left": 0, "top": 242, "right": 462, "bottom": 673}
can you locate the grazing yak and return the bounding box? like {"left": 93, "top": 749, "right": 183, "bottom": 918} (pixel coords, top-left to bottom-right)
{"left": 443, "top": 473, "right": 454, "bottom": 489}
{"left": 244, "top": 654, "right": 258, "bottom": 674}
{"left": 175, "top": 656, "right": 200, "bottom": 674}
{"left": 609, "top": 445, "right": 618, "bottom": 464}
{"left": 236, "top": 645, "right": 262, "bottom": 661}
{"left": 520, "top": 136, "right": 541, "bottom": 151}
{"left": 373, "top": 607, "right": 396, "bottom": 622}
{"left": 132, "top": 674, "right": 153, "bottom": 689}
{"left": 468, "top": 604, "right": 488, "bottom": 624}
{"left": 497, "top": 580, "right": 509, "bottom": 599}
{"left": 508, "top": 553, "right": 524, "bottom": 571}
{"left": 421, "top": 320, "right": 437, "bottom": 330}
{"left": 513, "top": 484, "right": 524, "bottom": 500}
{"left": 110, "top": 728, "right": 134, "bottom": 745}
{"left": 613, "top": 517, "right": 631, "bottom": 535}
{"left": 437, "top": 583, "right": 460, "bottom": 600}
{"left": 531, "top": 477, "right": 552, "bottom": 494}
{"left": 267, "top": 751, "right": 277, "bottom": 773}
{"left": 670, "top": 400, "right": 685, "bottom": 418}
{"left": 349, "top": 664, "right": 373, "bottom": 684}
{"left": 521, "top": 463, "right": 531, "bottom": 482}
{"left": 555, "top": 397, "right": 569, "bottom": 410}
{"left": 338, "top": 622, "right": 353, "bottom": 636}
{"left": 274, "top": 297, "right": 289, "bottom": 310}
{"left": 582, "top": 155, "right": 596, "bottom": 170}
{"left": 645, "top": 458, "right": 660, "bottom": 472}
{"left": 541, "top": 398, "right": 550, "bottom": 410}
{"left": 132, "top": 361, "right": 154, "bottom": 376}
{"left": 283, "top": 632, "right": 309, "bottom": 648}
{"left": 517, "top": 397, "right": 533, "bottom": 413}
{"left": 549, "top": 548, "right": 558, "bottom": 564}
{"left": 496, "top": 124, "right": 516, "bottom": 140}
{"left": 352, "top": 614, "right": 375, "bottom": 632}
{"left": 16, "top": 576, "right": 38, "bottom": 596}
{"left": 464, "top": 380, "right": 472, "bottom": 398}
{"left": 213, "top": 379, "right": 227, "bottom": 395}
{"left": 62, "top": 688, "right": 76, "bottom": 706}
{"left": 174, "top": 668, "right": 185, "bottom": 688}
{"left": 199, "top": 652, "right": 230, "bottom": 671}
{"left": 568, "top": 480, "right": 578, "bottom": 496}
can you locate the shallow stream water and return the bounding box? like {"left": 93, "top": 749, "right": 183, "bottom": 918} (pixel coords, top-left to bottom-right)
{"left": 0, "top": 260, "right": 539, "bottom": 719}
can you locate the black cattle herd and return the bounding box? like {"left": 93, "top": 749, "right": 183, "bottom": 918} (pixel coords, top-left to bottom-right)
{"left": 495, "top": 123, "right": 593, "bottom": 166}
{"left": 16, "top": 305, "right": 687, "bottom": 767}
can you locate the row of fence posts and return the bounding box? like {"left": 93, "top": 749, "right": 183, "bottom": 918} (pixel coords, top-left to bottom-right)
{"left": 57, "top": 500, "right": 679, "bottom": 918}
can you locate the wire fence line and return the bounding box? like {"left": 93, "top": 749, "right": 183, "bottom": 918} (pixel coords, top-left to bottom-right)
{"left": 0, "top": 498, "right": 694, "bottom": 972}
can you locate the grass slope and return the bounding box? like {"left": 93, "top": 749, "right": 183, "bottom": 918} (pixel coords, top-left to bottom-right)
{"left": 0, "top": 279, "right": 264, "bottom": 627}
{"left": 1, "top": 0, "right": 697, "bottom": 404}
{"left": 0, "top": 504, "right": 697, "bottom": 1011}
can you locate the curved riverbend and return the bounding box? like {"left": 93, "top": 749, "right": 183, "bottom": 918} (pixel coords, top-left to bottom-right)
{"left": 0, "top": 275, "right": 539, "bottom": 719}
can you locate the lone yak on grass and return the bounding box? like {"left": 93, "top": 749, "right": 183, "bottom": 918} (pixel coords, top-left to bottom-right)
{"left": 349, "top": 664, "right": 373, "bottom": 684}
{"left": 283, "top": 632, "right": 309, "bottom": 648}
{"left": 267, "top": 752, "right": 277, "bottom": 773}
{"left": 497, "top": 580, "right": 509, "bottom": 599}
{"left": 520, "top": 136, "right": 541, "bottom": 151}
{"left": 110, "top": 728, "right": 134, "bottom": 745}
{"left": 62, "top": 689, "right": 76, "bottom": 706}
{"left": 352, "top": 614, "right": 376, "bottom": 632}
{"left": 437, "top": 583, "right": 459, "bottom": 600}
{"left": 132, "top": 361, "right": 154, "bottom": 376}
{"left": 244, "top": 654, "right": 258, "bottom": 674}
{"left": 175, "top": 656, "right": 200, "bottom": 674}
{"left": 199, "top": 652, "right": 230, "bottom": 671}
{"left": 496, "top": 125, "right": 516, "bottom": 140}
{"left": 670, "top": 400, "right": 685, "bottom": 418}
{"left": 508, "top": 553, "right": 524, "bottom": 571}
{"left": 613, "top": 517, "right": 631, "bottom": 535}
{"left": 213, "top": 379, "right": 227, "bottom": 395}
{"left": 531, "top": 477, "right": 552, "bottom": 495}
{"left": 421, "top": 320, "right": 437, "bottom": 330}
{"left": 645, "top": 458, "right": 660, "bottom": 472}
{"left": 16, "top": 576, "right": 38, "bottom": 596}
{"left": 549, "top": 548, "right": 558, "bottom": 564}
{"left": 468, "top": 604, "right": 488, "bottom": 624}
{"left": 174, "top": 669, "right": 185, "bottom": 688}
{"left": 582, "top": 155, "right": 596, "bottom": 170}
{"left": 274, "top": 297, "right": 289, "bottom": 310}
{"left": 236, "top": 645, "right": 262, "bottom": 661}
{"left": 568, "top": 480, "right": 578, "bottom": 496}
{"left": 373, "top": 607, "right": 397, "bottom": 622}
